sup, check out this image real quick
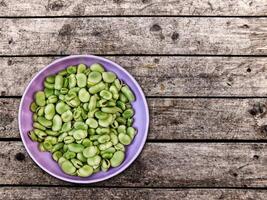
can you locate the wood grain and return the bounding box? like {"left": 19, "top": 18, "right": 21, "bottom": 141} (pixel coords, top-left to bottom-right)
{"left": 1, "top": 142, "right": 267, "bottom": 187}
{"left": 1, "top": 56, "right": 267, "bottom": 97}
{"left": 0, "top": 18, "right": 266, "bottom": 55}
{"left": 2, "top": 98, "right": 267, "bottom": 140}
{"left": 1, "top": 188, "right": 267, "bottom": 200}
{"left": 0, "top": 0, "right": 266, "bottom": 16}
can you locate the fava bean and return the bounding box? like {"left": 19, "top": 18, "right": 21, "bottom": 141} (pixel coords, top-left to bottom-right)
{"left": 35, "top": 91, "right": 46, "bottom": 106}
{"left": 101, "top": 159, "right": 111, "bottom": 171}
{"left": 83, "top": 146, "right": 98, "bottom": 158}
{"left": 54, "top": 75, "right": 64, "bottom": 90}
{"left": 76, "top": 73, "right": 87, "bottom": 88}
{"left": 61, "top": 160, "right": 76, "bottom": 175}
{"left": 52, "top": 151, "right": 62, "bottom": 161}
{"left": 77, "top": 165, "right": 93, "bottom": 177}
{"left": 52, "top": 115, "right": 62, "bottom": 131}
{"left": 89, "top": 81, "right": 105, "bottom": 94}
{"left": 61, "top": 110, "right": 73, "bottom": 122}
{"left": 90, "top": 63, "right": 104, "bottom": 72}
{"left": 110, "top": 151, "right": 125, "bottom": 167}
{"left": 102, "top": 72, "right": 116, "bottom": 83}
{"left": 78, "top": 88, "right": 90, "bottom": 103}
{"left": 88, "top": 71, "right": 102, "bottom": 86}
{"left": 87, "top": 155, "right": 101, "bottom": 167}
{"left": 118, "top": 133, "right": 132, "bottom": 145}
{"left": 121, "top": 85, "right": 135, "bottom": 102}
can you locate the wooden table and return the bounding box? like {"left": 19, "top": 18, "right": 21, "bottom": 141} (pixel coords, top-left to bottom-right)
{"left": 1, "top": 1, "right": 267, "bottom": 199}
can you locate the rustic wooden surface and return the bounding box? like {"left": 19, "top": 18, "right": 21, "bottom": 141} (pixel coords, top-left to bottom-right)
{"left": 1, "top": 142, "right": 267, "bottom": 187}
{"left": 1, "top": 188, "right": 267, "bottom": 200}
{"left": 1, "top": 56, "right": 267, "bottom": 97}
{"left": 1, "top": 1, "right": 267, "bottom": 199}
{"left": 0, "top": 0, "right": 267, "bottom": 16}
{"left": 2, "top": 98, "right": 267, "bottom": 140}
{"left": 1, "top": 18, "right": 267, "bottom": 55}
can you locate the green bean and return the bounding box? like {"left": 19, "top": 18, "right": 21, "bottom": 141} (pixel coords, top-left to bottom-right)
{"left": 63, "top": 78, "right": 69, "bottom": 88}
{"left": 58, "top": 69, "right": 67, "bottom": 76}
{"left": 127, "top": 127, "right": 136, "bottom": 139}
{"left": 114, "top": 143, "right": 125, "bottom": 152}
{"left": 68, "top": 74, "right": 77, "bottom": 89}
{"left": 114, "top": 79, "right": 122, "bottom": 90}
{"left": 76, "top": 73, "right": 87, "bottom": 88}
{"left": 68, "top": 143, "right": 84, "bottom": 153}
{"left": 101, "top": 106, "right": 122, "bottom": 114}
{"left": 54, "top": 75, "right": 64, "bottom": 90}
{"left": 110, "top": 151, "right": 125, "bottom": 167}
{"left": 58, "top": 132, "right": 68, "bottom": 142}
{"left": 44, "top": 81, "right": 54, "bottom": 89}
{"left": 63, "top": 151, "right": 76, "bottom": 160}
{"left": 74, "top": 121, "right": 88, "bottom": 130}
{"left": 37, "top": 116, "right": 52, "bottom": 128}
{"left": 109, "top": 85, "right": 119, "bottom": 100}
{"left": 121, "top": 85, "right": 135, "bottom": 102}
{"left": 68, "top": 96, "right": 81, "bottom": 107}
{"left": 30, "top": 102, "right": 38, "bottom": 112}
{"left": 102, "top": 72, "right": 116, "bottom": 83}
{"left": 61, "top": 160, "right": 76, "bottom": 175}
{"left": 28, "top": 130, "right": 38, "bottom": 141}
{"left": 45, "top": 130, "right": 60, "bottom": 136}
{"left": 90, "top": 63, "right": 104, "bottom": 72}
{"left": 87, "top": 71, "right": 102, "bottom": 86}
{"left": 73, "top": 129, "right": 87, "bottom": 140}
{"left": 99, "top": 141, "right": 113, "bottom": 151}
{"left": 95, "top": 111, "right": 108, "bottom": 120}
{"left": 89, "top": 81, "right": 105, "bottom": 94}
{"left": 78, "top": 88, "right": 90, "bottom": 102}
{"left": 85, "top": 118, "right": 98, "bottom": 128}
{"left": 88, "top": 128, "right": 96, "bottom": 136}
{"left": 77, "top": 152, "right": 87, "bottom": 162}
{"left": 100, "top": 90, "right": 112, "bottom": 100}
{"left": 110, "top": 133, "right": 119, "bottom": 145}
{"left": 118, "top": 133, "right": 132, "bottom": 145}
{"left": 61, "top": 122, "right": 72, "bottom": 132}
{"left": 119, "top": 93, "right": 128, "bottom": 103}
{"left": 98, "top": 135, "right": 111, "bottom": 143}
{"left": 71, "top": 158, "right": 83, "bottom": 168}
{"left": 87, "top": 155, "right": 101, "bottom": 167}
{"left": 52, "top": 151, "right": 62, "bottom": 161}
{"left": 82, "top": 138, "right": 93, "bottom": 147}
{"left": 88, "top": 95, "right": 97, "bottom": 111}
{"left": 83, "top": 146, "right": 99, "bottom": 158}
{"left": 101, "top": 159, "right": 111, "bottom": 171}
{"left": 77, "top": 63, "right": 87, "bottom": 73}
{"left": 127, "top": 118, "right": 133, "bottom": 127}
{"left": 39, "top": 142, "right": 46, "bottom": 152}
{"left": 64, "top": 136, "right": 75, "bottom": 144}
{"left": 44, "top": 88, "right": 54, "bottom": 98}
{"left": 67, "top": 66, "right": 77, "bottom": 74}
{"left": 36, "top": 106, "right": 44, "bottom": 116}
{"left": 51, "top": 143, "right": 64, "bottom": 153}
{"left": 98, "top": 114, "right": 113, "bottom": 127}
{"left": 44, "top": 104, "right": 55, "bottom": 120}
{"left": 61, "top": 110, "right": 73, "bottom": 122}
{"left": 46, "top": 95, "right": 58, "bottom": 104}
{"left": 96, "top": 127, "right": 110, "bottom": 135}
{"left": 33, "top": 122, "right": 46, "bottom": 131}
{"left": 77, "top": 165, "right": 93, "bottom": 177}
{"left": 52, "top": 114, "right": 62, "bottom": 131}
{"left": 117, "top": 125, "right": 126, "bottom": 134}
{"left": 46, "top": 75, "right": 55, "bottom": 83}
{"left": 33, "top": 113, "right": 38, "bottom": 122}
{"left": 58, "top": 157, "right": 67, "bottom": 166}
{"left": 35, "top": 91, "right": 46, "bottom": 106}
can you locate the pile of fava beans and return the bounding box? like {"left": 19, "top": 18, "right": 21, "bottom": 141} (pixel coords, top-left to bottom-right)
{"left": 28, "top": 63, "right": 137, "bottom": 177}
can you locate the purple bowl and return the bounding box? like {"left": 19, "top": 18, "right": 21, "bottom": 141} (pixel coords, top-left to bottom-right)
{"left": 19, "top": 55, "right": 149, "bottom": 184}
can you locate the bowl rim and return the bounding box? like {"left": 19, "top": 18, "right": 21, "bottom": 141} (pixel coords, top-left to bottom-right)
{"left": 18, "top": 55, "right": 149, "bottom": 184}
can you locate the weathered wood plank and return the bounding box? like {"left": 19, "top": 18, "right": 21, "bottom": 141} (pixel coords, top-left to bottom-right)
{"left": 0, "top": 0, "right": 266, "bottom": 16}
{"left": 0, "top": 18, "right": 266, "bottom": 55}
{"left": 1, "top": 188, "right": 267, "bottom": 200}
{"left": 1, "top": 98, "right": 267, "bottom": 140}
{"left": 1, "top": 142, "right": 267, "bottom": 187}
{"left": 1, "top": 56, "right": 267, "bottom": 96}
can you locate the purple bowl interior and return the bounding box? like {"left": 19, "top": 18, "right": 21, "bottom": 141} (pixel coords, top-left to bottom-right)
{"left": 19, "top": 55, "right": 149, "bottom": 184}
